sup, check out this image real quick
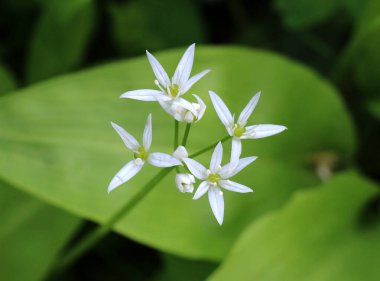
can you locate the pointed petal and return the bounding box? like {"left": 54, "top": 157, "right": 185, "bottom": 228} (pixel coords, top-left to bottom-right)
{"left": 230, "top": 138, "right": 242, "bottom": 170}
{"left": 143, "top": 114, "right": 152, "bottom": 150}
{"left": 193, "top": 94, "right": 206, "bottom": 122}
{"left": 220, "top": 156, "right": 258, "bottom": 178}
{"left": 183, "top": 158, "right": 208, "bottom": 180}
{"left": 210, "top": 142, "right": 223, "bottom": 172}
{"left": 120, "top": 89, "right": 163, "bottom": 101}
{"left": 237, "top": 92, "right": 261, "bottom": 127}
{"left": 148, "top": 152, "right": 182, "bottom": 167}
{"left": 208, "top": 186, "right": 224, "bottom": 225}
{"left": 172, "top": 43, "right": 195, "bottom": 87}
{"left": 173, "top": 145, "right": 188, "bottom": 160}
{"left": 209, "top": 91, "right": 234, "bottom": 133}
{"left": 146, "top": 50, "right": 170, "bottom": 87}
{"left": 244, "top": 124, "right": 287, "bottom": 139}
{"left": 193, "top": 181, "right": 210, "bottom": 200}
{"left": 181, "top": 69, "right": 210, "bottom": 94}
{"left": 108, "top": 160, "right": 143, "bottom": 193}
{"left": 219, "top": 180, "right": 253, "bottom": 193}
{"left": 111, "top": 122, "right": 139, "bottom": 152}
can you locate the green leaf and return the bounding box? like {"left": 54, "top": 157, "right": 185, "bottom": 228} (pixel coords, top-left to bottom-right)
{"left": 0, "top": 64, "right": 16, "bottom": 95}
{"left": 0, "top": 180, "right": 80, "bottom": 281}
{"left": 26, "top": 0, "right": 95, "bottom": 83}
{"left": 108, "top": 0, "right": 204, "bottom": 56}
{"left": 208, "top": 171, "right": 380, "bottom": 281}
{"left": 368, "top": 98, "right": 380, "bottom": 119}
{"left": 0, "top": 46, "right": 355, "bottom": 260}
{"left": 274, "top": 0, "right": 367, "bottom": 30}
{"left": 351, "top": 0, "right": 380, "bottom": 98}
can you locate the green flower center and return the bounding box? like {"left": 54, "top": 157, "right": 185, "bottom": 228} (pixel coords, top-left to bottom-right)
{"left": 169, "top": 84, "right": 179, "bottom": 97}
{"left": 208, "top": 173, "right": 221, "bottom": 183}
{"left": 233, "top": 124, "right": 246, "bottom": 138}
{"left": 134, "top": 147, "right": 149, "bottom": 161}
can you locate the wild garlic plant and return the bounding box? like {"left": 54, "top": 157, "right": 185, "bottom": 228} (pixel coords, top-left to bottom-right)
{"left": 109, "top": 43, "right": 287, "bottom": 225}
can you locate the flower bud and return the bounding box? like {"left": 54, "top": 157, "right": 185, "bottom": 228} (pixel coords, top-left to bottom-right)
{"left": 175, "top": 173, "right": 195, "bottom": 193}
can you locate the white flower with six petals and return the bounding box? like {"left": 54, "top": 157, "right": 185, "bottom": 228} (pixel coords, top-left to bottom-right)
{"left": 183, "top": 142, "right": 257, "bottom": 225}
{"left": 121, "top": 44, "right": 210, "bottom": 120}
{"left": 108, "top": 114, "right": 182, "bottom": 193}
{"left": 209, "top": 91, "right": 287, "bottom": 168}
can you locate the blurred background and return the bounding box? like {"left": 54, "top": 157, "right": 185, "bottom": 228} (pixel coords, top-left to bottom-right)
{"left": 1, "top": 0, "right": 380, "bottom": 280}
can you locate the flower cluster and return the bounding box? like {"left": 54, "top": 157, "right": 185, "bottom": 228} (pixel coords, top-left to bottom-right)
{"left": 109, "top": 44, "right": 287, "bottom": 225}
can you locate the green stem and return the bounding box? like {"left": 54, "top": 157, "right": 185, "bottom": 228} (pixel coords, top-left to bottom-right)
{"left": 181, "top": 123, "right": 191, "bottom": 146}
{"left": 190, "top": 135, "right": 231, "bottom": 158}
{"left": 174, "top": 120, "right": 179, "bottom": 149}
{"left": 52, "top": 168, "right": 173, "bottom": 274}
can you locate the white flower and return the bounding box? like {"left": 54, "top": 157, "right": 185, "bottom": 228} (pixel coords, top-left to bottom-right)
{"left": 121, "top": 43, "right": 210, "bottom": 105}
{"left": 108, "top": 114, "right": 182, "bottom": 193}
{"left": 175, "top": 173, "right": 195, "bottom": 193}
{"left": 182, "top": 142, "right": 257, "bottom": 225}
{"left": 158, "top": 94, "right": 206, "bottom": 123}
{"left": 209, "top": 91, "right": 287, "bottom": 167}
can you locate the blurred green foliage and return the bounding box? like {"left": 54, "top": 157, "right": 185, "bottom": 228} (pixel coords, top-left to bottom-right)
{"left": 0, "top": 0, "right": 380, "bottom": 280}
{"left": 0, "top": 181, "right": 80, "bottom": 281}
{"left": 0, "top": 47, "right": 355, "bottom": 260}
{"left": 26, "top": 0, "right": 95, "bottom": 83}
{"left": 209, "top": 171, "right": 380, "bottom": 281}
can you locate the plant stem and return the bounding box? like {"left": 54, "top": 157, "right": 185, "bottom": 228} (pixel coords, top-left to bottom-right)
{"left": 52, "top": 168, "right": 173, "bottom": 274}
{"left": 190, "top": 135, "right": 231, "bottom": 158}
{"left": 174, "top": 120, "right": 179, "bottom": 149}
{"left": 181, "top": 123, "right": 191, "bottom": 146}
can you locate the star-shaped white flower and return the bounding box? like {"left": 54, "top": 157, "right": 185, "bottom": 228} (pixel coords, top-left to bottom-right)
{"left": 183, "top": 142, "right": 257, "bottom": 225}
{"left": 108, "top": 114, "right": 182, "bottom": 193}
{"left": 121, "top": 43, "right": 210, "bottom": 105}
{"left": 209, "top": 91, "right": 287, "bottom": 167}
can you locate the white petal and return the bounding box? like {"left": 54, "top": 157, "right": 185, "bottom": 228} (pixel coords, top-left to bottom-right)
{"left": 181, "top": 69, "right": 210, "bottom": 94}
{"left": 244, "top": 124, "right": 287, "bottom": 139}
{"left": 193, "top": 181, "right": 210, "bottom": 200}
{"left": 230, "top": 138, "right": 242, "bottom": 170}
{"left": 120, "top": 89, "right": 163, "bottom": 101}
{"left": 157, "top": 98, "right": 177, "bottom": 117}
{"left": 182, "top": 158, "right": 208, "bottom": 180}
{"left": 148, "top": 152, "right": 182, "bottom": 167}
{"left": 219, "top": 180, "right": 253, "bottom": 193}
{"left": 172, "top": 43, "right": 195, "bottom": 87}
{"left": 193, "top": 94, "right": 206, "bottom": 122}
{"left": 146, "top": 50, "right": 171, "bottom": 87}
{"left": 210, "top": 142, "right": 223, "bottom": 172}
{"left": 111, "top": 122, "right": 140, "bottom": 152}
{"left": 209, "top": 91, "right": 234, "bottom": 133}
{"left": 173, "top": 145, "right": 188, "bottom": 160}
{"left": 237, "top": 92, "right": 261, "bottom": 127}
{"left": 143, "top": 114, "right": 152, "bottom": 150}
{"left": 220, "top": 156, "right": 258, "bottom": 178}
{"left": 175, "top": 98, "right": 198, "bottom": 116}
{"left": 208, "top": 186, "right": 224, "bottom": 225}
{"left": 108, "top": 160, "right": 143, "bottom": 193}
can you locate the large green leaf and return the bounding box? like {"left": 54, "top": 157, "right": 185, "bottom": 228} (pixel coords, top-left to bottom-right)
{"left": 26, "top": 0, "right": 95, "bottom": 83}
{"left": 0, "top": 180, "right": 80, "bottom": 281}
{"left": 0, "top": 46, "right": 355, "bottom": 260}
{"left": 208, "top": 171, "right": 380, "bottom": 281}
